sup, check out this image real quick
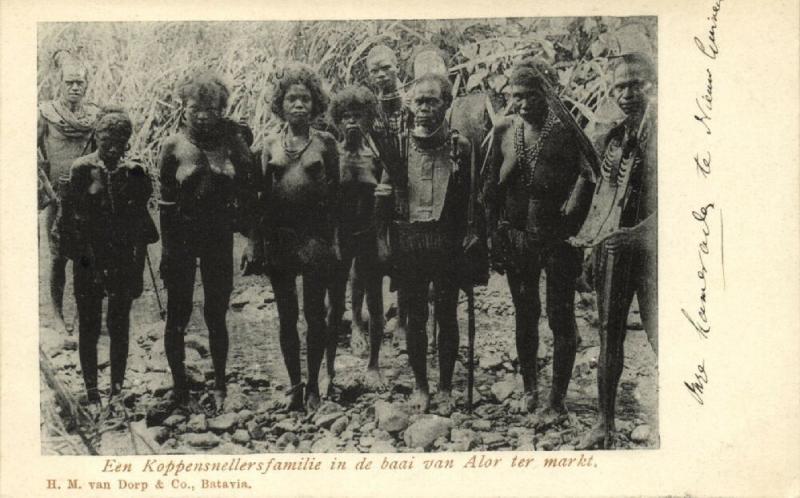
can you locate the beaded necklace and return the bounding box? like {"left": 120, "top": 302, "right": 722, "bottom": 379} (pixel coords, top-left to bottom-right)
{"left": 281, "top": 126, "right": 312, "bottom": 160}
{"left": 514, "top": 110, "right": 559, "bottom": 191}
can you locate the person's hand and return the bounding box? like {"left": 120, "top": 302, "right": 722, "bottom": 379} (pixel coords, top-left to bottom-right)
{"left": 240, "top": 240, "right": 261, "bottom": 276}
{"left": 374, "top": 183, "right": 393, "bottom": 198}
{"left": 158, "top": 247, "right": 170, "bottom": 281}
{"left": 489, "top": 229, "right": 509, "bottom": 275}
{"left": 605, "top": 227, "right": 636, "bottom": 250}
{"left": 332, "top": 228, "right": 343, "bottom": 261}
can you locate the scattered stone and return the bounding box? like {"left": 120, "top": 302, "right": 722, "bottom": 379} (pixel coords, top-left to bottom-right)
{"left": 184, "top": 334, "right": 208, "bottom": 356}
{"left": 450, "top": 428, "right": 481, "bottom": 450}
{"left": 232, "top": 429, "right": 251, "bottom": 445}
{"left": 471, "top": 419, "right": 492, "bottom": 431}
{"left": 276, "top": 432, "right": 299, "bottom": 450}
{"left": 223, "top": 392, "right": 250, "bottom": 413}
{"left": 208, "top": 413, "right": 238, "bottom": 433}
{"left": 187, "top": 414, "right": 208, "bottom": 433}
{"left": 163, "top": 414, "right": 186, "bottom": 428}
{"left": 403, "top": 416, "right": 453, "bottom": 449}
{"left": 372, "top": 429, "right": 392, "bottom": 441}
{"left": 62, "top": 337, "right": 78, "bottom": 351}
{"left": 145, "top": 400, "right": 173, "bottom": 427}
{"left": 296, "top": 440, "right": 312, "bottom": 453}
{"left": 490, "top": 379, "right": 516, "bottom": 402}
{"left": 311, "top": 436, "right": 339, "bottom": 453}
{"left": 245, "top": 419, "right": 265, "bottom": 440}
{"left": 330, "top": 416, "right": 349, "bottom": 436}
{"left": 374, "top": 401, "right": 410, "bottom": 433}
{"left": 481, "top": 432, "right": 505, "bottom": 449}
{"left": 273, "top": 419, "right": 297, "bottom": 434}
{"left": 183, "top": 432, "right": 221, "bottom": 449}
{"left": 243, "top": 372, "right": 270, "bottom": 389}
{"left": 314, "top": 411, "right": 344, "bottom": 429}
{"left": 631, "top": 425, "right": 651, "bottom": 443}
{"left": 479, "top": 351, "right": 504, "bottom": 370}
{"left": 237, "top": 409, "right": 254, "bottom": 423}
{"left": 149, "top": 426, "right": 170, "bottom": 445}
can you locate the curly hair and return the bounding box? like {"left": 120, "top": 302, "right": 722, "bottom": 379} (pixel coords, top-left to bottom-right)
{"left": 271, "top": 62, "right": 329, "bottom": 120}
{"left": 176, "top": 71, "right": 230, "bottom": 110}
{"left": 329, "top": 85, "right": 378, "bottom": 126}
{"left": 509, "top": 56, "right": 558, "bottom": 91}
{"left": 412, "top": 72, "right": 453, "bottom": 107}
{"left": 96, "top": 106, "right": 132, "bottom": 139}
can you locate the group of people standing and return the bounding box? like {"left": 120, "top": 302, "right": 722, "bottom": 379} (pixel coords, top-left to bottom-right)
{"left": 38, "top": 44, "right": 657, "bottom": 449}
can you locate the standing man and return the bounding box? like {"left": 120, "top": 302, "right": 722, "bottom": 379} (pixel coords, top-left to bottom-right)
{"left": 365, "top": 44, "right": 411, "bottom": 347}
{"left": 38, "top": 52, "right": 100, "bottom": 335}
{"left": 375, "top": 73, "right": 472, "bottom": 415}
{"left": 483, "top": 59, "right": 592, "bottom": 416}
{"left": 574, "top": 53, "right": 657, "bottom": 449}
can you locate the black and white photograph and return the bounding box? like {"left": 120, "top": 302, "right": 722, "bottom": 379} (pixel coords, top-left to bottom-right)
{"left": 36, "top": 17, "right": 659, "bottom": 456}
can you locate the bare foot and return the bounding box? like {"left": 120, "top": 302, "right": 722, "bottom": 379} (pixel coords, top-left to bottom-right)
{"left": 434, "top": 391, "right": 456, "bottom": 416}
{"left": 53, "top": 314, "right": 70, "bottom": 336}
{"left": 212, "top": 389, "right": 226, "bottom": 414}
{"left": 409, "top": 389, "right": 430, "bottom": 414}
{"left": 279, "top": 383, "right": 305, "bottom": 412}
{"left": 522, "top": 391, "right": 538, "bottom": 414}
{"left": 305, "top": 390, "right": 321, "bottom": 412}
{"left": 350, "top": 327, "right": 368, "bottom": 356}
{"left": 363, "top": 367, "right": 386, "bottom": 391}
{"left": 577, "top": 422, "right": 610, "bottom": 450}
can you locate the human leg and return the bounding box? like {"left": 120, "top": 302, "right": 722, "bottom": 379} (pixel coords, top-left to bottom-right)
{"left": 270, "top": 269, "right": 304, "bottom": 410}
{"left": 403, "top": 273, "right": 432, "bottom": 413}
{"left": 545, "top": 244, "right": 582, "bottom": 412}
{"left": 432, "top": 271, "right": 460, "bottom": 414}
{"left": 580, "top": 246, "right": 636, "bottom": 448}
{"left": 303, "top": 268, "right": 329, "bottom": 411}
{"left": 74, "top": 265, "right": 103, "bottom": 404}
{"left": 200, "top": 235, "right": 234, "bottom": 406}
{"left": 506, "top": 264, "right": 543, "bottom": 413}
{"left": 163, "top": 251, "right": 196, "bottom": 404}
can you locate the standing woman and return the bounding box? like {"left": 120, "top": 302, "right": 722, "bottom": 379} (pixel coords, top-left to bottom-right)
{"left": 245, "top": 63, "right": 339, "bottom": 412}
{"left": 158, "top": 72, "right": 254, "bottom": 410}
{"left": 56, "top": 108, "right": 155, "bottom": 414}
{"left": 38, "top": 51, "right": 100, "bottom": 335}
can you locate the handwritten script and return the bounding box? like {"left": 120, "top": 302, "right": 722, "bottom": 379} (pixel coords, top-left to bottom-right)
{"left": 684, "top": 0, "right": 724, "bottom": 405}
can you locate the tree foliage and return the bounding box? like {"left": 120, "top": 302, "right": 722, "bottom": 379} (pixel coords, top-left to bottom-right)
{"left": 38, "top": 18, "right": 656, "bottom": 171}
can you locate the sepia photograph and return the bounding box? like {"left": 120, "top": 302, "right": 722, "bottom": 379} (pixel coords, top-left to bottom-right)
{"left": 35, "top": 17, "right": 659, "bottom": 456}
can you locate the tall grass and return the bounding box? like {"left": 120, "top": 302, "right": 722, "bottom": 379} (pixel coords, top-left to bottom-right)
{"left": 38, "top": 18, "right": 656, "bottom": 173}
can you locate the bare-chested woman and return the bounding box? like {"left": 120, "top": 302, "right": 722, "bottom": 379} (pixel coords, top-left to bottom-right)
{"left": 246, "top": 63, "right": 339, "bottom": 412}
{"left": 327, "top": 85, "right": 386, "bottom": 390}
{"left": 158, "top": 72, "right": 254, "bottom": 411}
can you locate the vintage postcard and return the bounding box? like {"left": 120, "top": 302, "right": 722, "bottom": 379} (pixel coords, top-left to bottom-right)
{"left": 1, "top": 0, "right": 798, "bottom": 497}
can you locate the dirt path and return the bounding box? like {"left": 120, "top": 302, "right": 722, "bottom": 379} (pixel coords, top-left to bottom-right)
{"left": 39, "top": 214, "right": 658, "bottom": 455}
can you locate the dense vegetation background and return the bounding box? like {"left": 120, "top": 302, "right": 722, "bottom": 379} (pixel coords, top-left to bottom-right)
{"left": 38, "top": 18, "right": 656, "bottom": 171}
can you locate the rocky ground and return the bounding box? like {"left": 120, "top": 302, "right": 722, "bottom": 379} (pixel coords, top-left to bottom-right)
{"left": 39, "top": 223, "right": 658, "bottom": 455}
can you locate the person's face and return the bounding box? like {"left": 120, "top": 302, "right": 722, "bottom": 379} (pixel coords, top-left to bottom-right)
{"left": 411, "top": 80, "right": 447, "bottom": 130}
{"left": 612, "top": 62, "right": 652, "bottom": 116}
{"left": 339, "top": 108, "right": 369, "bottom": 148}
{"left": 283, "top": 84, "right": 313, "bottom": 126}
{"left": 60, "top": 67, "right": 87, "bottom": 105}
{"left": 367, "top": 54, "right": 398, "bottom": 94}
{"left": 510, "top": 83, "right": 547, "bottom": 123}
{"left": 184, "top": 96, "right": 222, "bottom": 136}
{"left": 96, "top": 130, "right": 129, "bottom": 165}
